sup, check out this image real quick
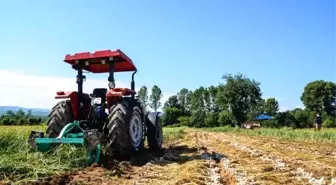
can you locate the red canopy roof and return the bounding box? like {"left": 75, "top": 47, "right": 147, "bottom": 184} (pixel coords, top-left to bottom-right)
{"left": 64, "top": 49, "right": 137, "bottom": 73}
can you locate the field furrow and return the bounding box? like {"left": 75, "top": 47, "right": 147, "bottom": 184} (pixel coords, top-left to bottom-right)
{"left": 190, "top": 131, "right": 310, "bottom": 185}
{"left": 215, "top": 132, "right": 336, "bottom": 184}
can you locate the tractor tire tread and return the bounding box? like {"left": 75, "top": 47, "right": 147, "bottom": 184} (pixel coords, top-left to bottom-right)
{"left": 46, "top": 100, "right": 73, "bottom": 138}
{"left": 106, "top": 98, "right": 144, "bottom": 160}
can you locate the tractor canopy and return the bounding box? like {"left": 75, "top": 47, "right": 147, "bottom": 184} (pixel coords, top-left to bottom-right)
{"left": 64, "top": 49, "right": 137, "bottom": 73}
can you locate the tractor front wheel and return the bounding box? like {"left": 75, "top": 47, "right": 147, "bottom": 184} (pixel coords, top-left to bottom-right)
{"left": 46, "top": 100, "right": 73, "bottom": 138}
{"left": 106, "top": 98, "right": 144, "bottom": 160}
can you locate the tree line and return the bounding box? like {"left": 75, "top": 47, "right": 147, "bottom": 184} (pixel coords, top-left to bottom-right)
{"left": 1, "top": 74, "right": 334, "bottom": 128}
{"left": 138, "top": 73, "right": 336, "bottom": 129}
{"left": 0, "top": 109, "right": 45, "bottom": 125}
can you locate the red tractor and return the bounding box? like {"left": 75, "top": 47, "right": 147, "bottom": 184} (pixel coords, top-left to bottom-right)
{"left": 29, "top": 49, "right": 163, "bottom": 162}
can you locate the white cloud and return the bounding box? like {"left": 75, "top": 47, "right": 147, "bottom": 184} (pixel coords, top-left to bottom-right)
{"left": 279, "top": 106, "right": 289, "bottom": 112}
{"left": 295, "top": 105, "right": 304, "bottom": 109}
{"left": 0, "top": 70, "right": 173, "bottom": 111}
{"left": 0, "top": 70, "right": 125, "bottom": 108}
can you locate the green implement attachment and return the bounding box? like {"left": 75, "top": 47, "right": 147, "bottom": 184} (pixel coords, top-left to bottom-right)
{"left": 28, "top": 121, "right": 101, "bottom": 165}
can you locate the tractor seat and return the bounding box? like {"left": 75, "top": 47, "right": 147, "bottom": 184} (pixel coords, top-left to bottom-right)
{"left": 92, "top": 88, "right": 107, "bottom": 99}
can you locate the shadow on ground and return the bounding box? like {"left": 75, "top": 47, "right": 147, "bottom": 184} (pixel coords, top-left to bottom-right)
{"left": 100, "top": 144, "right": 200, "bottom": 169}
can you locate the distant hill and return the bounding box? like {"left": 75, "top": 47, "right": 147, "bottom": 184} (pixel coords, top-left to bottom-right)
{"left": 0, "top": 106, "right": 50, "bottom": 117}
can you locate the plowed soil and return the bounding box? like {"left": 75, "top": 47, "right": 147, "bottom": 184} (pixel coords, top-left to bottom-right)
{"left": 15, "top": 129, "right": 336, "bottom": 185}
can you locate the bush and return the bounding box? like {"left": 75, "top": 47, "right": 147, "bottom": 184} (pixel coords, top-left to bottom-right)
{"left": 18, "top": 118, "right": 27, "bottom": 125}
{"left": 190, "top": 110, "right": 206, "bottom": 128}
{"left": 1, "top": 117, "right": 10, "bottom": 125}
{"left": 322, "top": 117, "right": 336, "bottom": 128}
{"left": 218, "top": 110, "right": 234, "bottom": 126}
{"left": 177, "top": 116, "right": 191, "bottom": 127}
{"left": 290, "top": 108, "right": 311, "bottom": 128}
{"left": 276, "top": 111, "right": 296, "bottom": 128}
{"left": 205, "top": 112, "right": 219, "bottom": 127}
{"left": 162, "top": 107, "right": 183, "bottom": 126}
{"left": 262, "top": 119, "right": 279, "bottom": 128}
{"left": 0, "top": 109, "right": 45, "bottom": 125}
{"left": 9, "top": 118, "right": 16, "bottom": 125}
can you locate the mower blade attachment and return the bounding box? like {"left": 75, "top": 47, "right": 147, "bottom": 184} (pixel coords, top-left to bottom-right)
{"left": 34, "top": 137, "right": 85, "bottom": 152}
{"left": 28, "top": 130, "right": 45, "bottom": 149}
{"left": 84, "top": 129, "right": 102, "bottom": 164}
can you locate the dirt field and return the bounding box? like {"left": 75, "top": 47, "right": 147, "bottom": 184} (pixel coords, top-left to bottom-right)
{"left": 10, "top": 128, "right": 335, "bottom": 185}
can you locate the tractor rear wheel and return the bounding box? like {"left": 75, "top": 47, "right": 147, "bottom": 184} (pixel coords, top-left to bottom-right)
{"left": 106, "top": 98, "right": 144, "bottom": 160}
{"left": 46, "top": 100, "right": 73, "bottom": 138}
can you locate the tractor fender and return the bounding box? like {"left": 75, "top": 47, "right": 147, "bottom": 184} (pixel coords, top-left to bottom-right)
{"left": 147, "top": 112, "right": 163, "bottom": 126}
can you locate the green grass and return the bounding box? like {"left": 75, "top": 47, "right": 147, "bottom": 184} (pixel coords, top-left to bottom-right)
{"left": 0, "top": 125, "right": 187, "bottom": 183}
{"left": 203, "top": 126, "right": 336, "bottom": 144}
{"left": 163, "top": 126, "right": 186, "bottom": 141}
{"left": 0, "top": 125, "right": 87, "bottom": 184}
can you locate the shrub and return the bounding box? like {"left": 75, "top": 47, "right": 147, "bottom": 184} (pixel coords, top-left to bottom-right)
{"left": 205, "top": 112, "right": 219, "bottom": 127}
{"left": 1, "top": 117, "right": 10, "bottom": 125}
{"left": 162, "top": 107, "right": 182, "bottom": 126}
{"left": 190, "top": 110, "right": 206, "bottom": 128}
{"left": 322, "top": 117, "right": 336, "bottom": 128}
{"left": 276, "top": 111, "right": 295, "bottom": 128}
{"left": 218, "top": 110, "right": 234, "bottom": 126}
{"left": 177, "top": 116, "right": 191, "bottom": 127}
{"left": 262, "top": 119, "right": 280, "bottom": 128}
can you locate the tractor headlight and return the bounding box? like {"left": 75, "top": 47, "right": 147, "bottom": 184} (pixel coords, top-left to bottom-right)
{"left": 108, "top": 81, "right": 115, "bottom": 89}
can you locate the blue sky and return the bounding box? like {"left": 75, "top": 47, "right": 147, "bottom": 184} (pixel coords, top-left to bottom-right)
{"left": 0, "top": 0, "right": 335, "bottom": 110}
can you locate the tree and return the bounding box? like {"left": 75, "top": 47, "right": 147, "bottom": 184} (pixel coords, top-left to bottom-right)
{"left": 301, "top": 80, "right": 336, "bottom": 116}
{"left": 5, "top": 110, "right": 15, "bottom": 117}
{"left": 190, "top": 109, "right": 206, "bottom": 128}
{"left": 177, "top": 116, "right": 191, "bottom": 127}
{"left": 218, "top": 110, "right": 234, "bottom": 126}
{"left": 322, "top": 117, "right": 336, "bottom": 128}
{"left": 18, "top": 118, "right": 26, "bottom": 125}
{"left": 248, "top": 98, "right": 265, "bottom": 120}
{"left": 290, "top": 108, "right": 310, "bottom": 128}
{"left": 26, "top": 110, "right": 32, "bottom": 118}
{"left": 205, "top": 112, "right": 219, "bottom": 127}
{"left": 276, "top": 111, "right": 295, "bottom": 128}
{"left": 215, "top": 85, "right": 229, "bottom": 111}
{"left": 177, "top": 88, "right": 189, "bottom": 112}
{"left": 264, "top": 98, "right": 279, "bottom": 116}
{"left": 163, "top": 95, "right": 180, "bottom": 109}
{"left": 138, "top": 85, "right": 149, "bottom": 112}
{"left": 1, "top": 117, "right": 10, "bottom": 125}
{"left": 190, "top": 87, "right": 205, "bottom": 113}
{"left": 203, "top": 88, "right": 211, "bottom": 112}
{"left": 162, "top": 107, "right": 182, "bottom": 126}
{"left": 208, "top": 85, "right": 219, "bottom": 112}
{"left": 16, "top": 109, "right": 25, "bottom": 119}
{"left": 0, "top": 109, "right": 45, "bottom": 125}
{"left": 149, "top": 85, "right": 163, "bottom": 111}
{"left": 185, "top": 90, "right": 193, "bottom": 113}
{"left": 217, "top": 73, "right": 262, "bottom": 125}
